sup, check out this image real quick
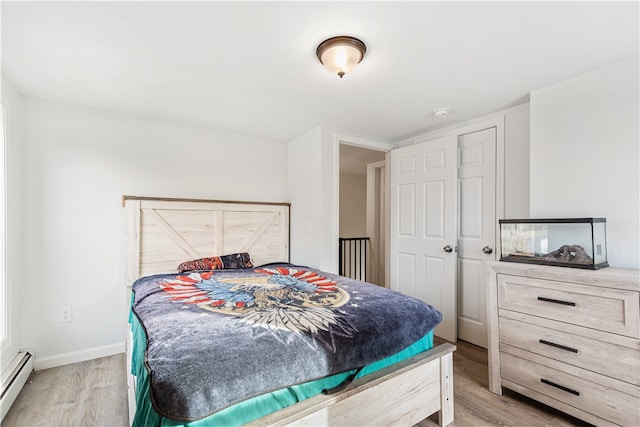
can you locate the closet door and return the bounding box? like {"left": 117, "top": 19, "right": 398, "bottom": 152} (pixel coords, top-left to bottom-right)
{"left": 390, "top": 135, "right": 458, "bottom": 342}
{"left": 457, "top": 128, "right": 497, "bottom": 348}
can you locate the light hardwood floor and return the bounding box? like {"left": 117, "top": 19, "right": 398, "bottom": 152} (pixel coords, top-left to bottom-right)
{"left": 3, "top": 354, "right": 128, "bottom": 427}
{"left": 4, "top": 340, "right": 591, "bottom": 427}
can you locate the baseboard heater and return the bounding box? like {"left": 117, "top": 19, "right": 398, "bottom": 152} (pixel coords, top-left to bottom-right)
{"left": 0, "top": 351, "right": 34, "bottom": 421}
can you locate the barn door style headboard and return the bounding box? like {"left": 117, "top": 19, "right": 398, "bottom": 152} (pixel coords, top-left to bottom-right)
{"left": 123, "top": 196, "right": 290, "bottom": 287}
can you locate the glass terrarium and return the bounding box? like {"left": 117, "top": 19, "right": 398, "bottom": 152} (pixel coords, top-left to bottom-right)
{"left": 499, "top": 218, "right": 608, "bottom": 270}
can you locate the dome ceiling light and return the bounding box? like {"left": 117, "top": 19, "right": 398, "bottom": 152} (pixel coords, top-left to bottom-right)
{"left": 316, "top": 36, "right": 367, "bottom": 79}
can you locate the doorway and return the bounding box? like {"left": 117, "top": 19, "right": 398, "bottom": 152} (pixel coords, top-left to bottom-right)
{"left": 338, "top": 144, "right": 386, "bottom": 286}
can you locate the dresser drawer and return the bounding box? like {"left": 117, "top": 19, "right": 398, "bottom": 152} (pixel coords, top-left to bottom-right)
{"left": 497, "top": 274, "right": 640, "bottom": 338}
{"left": 499, "top": 316, "right": 640, "bottom": 385}
{"left": 500, "top": 352, "right": 639, "bottom": 427}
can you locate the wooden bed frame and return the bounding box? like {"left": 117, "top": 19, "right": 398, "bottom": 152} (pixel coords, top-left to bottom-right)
{"left": 123, "top": 195, "right": 455, "bottom": 426}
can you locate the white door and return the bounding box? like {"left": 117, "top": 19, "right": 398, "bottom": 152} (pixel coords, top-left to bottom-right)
{"left": 457, "top": 128, "right": 496, "bottom": 348}
{"left": 390, "top": 136, "right": 458, "bottom": 342}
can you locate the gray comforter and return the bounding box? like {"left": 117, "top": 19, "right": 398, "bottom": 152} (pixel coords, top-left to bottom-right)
{"left": 131, "top": 263, "right": 442, "bottom": 421}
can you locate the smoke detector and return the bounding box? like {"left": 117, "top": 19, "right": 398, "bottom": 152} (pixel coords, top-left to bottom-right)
{"left": 433, "top": 107, "right": 450, "bottom": 118}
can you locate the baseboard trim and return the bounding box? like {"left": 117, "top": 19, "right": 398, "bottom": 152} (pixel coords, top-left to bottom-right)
{"left": 34, "top": 342, "right": 125, "bottom": 371}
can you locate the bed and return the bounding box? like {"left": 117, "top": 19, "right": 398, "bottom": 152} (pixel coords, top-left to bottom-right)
{"left": 124, "top": 196, "right": 456, "bottom": 426}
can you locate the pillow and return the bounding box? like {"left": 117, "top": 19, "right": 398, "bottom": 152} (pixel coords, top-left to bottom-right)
{"left": 177, "top": 252, "right": 254, "bottom": 273}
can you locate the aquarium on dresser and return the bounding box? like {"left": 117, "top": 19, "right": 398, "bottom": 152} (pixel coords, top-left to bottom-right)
{"left": 499, "top": 218, "right": 608, "bottom": 270}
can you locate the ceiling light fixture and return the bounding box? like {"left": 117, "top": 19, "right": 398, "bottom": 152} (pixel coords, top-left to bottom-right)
{"left": 316, "top": 36, "right": 367, "bottom": 79}
{"left": 433, "top": 107, "right": 450, "bottom": 118}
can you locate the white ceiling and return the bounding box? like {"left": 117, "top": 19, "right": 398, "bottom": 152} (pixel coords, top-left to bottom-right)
{"left": 2, "top": 1, "right": 638, "bottom": 143}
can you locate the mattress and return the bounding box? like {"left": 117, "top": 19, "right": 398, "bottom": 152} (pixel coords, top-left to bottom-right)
{"left": 129, "top": 263, "right": 442, "bottom": 426}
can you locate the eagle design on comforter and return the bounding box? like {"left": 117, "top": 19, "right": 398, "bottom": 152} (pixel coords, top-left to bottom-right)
{"left": 159, "top": 267, "right": 356, "bottom": 340}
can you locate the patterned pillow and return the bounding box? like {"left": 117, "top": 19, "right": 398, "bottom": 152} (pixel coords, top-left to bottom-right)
{"left": 177, "top": 252, "right": 254, "bottom": 273}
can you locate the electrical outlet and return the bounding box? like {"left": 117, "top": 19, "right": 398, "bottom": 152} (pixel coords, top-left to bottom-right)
{"left": 60, "top": 307, "right": 72, "bottom": 322}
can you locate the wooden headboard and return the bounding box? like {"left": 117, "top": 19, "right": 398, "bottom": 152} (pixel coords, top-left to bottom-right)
{"left": 123, "top": 196, "right": 290, "bottom": 287}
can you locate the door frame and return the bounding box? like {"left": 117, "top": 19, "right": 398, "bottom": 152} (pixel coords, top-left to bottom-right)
{"left": 366, "top": 160, "right": 388, "bottom": 287}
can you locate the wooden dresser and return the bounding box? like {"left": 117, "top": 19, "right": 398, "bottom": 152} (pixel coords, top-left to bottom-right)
{"left": 486, "top": 262, "right": 640, "bottom": 426}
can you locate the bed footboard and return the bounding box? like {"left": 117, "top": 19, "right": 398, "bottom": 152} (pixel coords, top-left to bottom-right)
{"left": 247, "top": 342, "right": 456, "bottom": 427}
{"left": 126, "top": 342, "right": 455, "bottom": 426}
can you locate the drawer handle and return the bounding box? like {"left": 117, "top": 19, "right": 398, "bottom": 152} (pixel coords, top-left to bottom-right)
{"left": 537, "top": 296, "right": 576, "bottom": 306}
{"left": 541, "top": 378, "right": 580, "bottom": 396}
{"left": 539, "top": 339, "right": 578, "bottom": 353}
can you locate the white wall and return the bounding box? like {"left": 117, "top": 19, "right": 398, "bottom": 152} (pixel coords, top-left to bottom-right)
{"left": 502, "top": 103, "right": 530, "bottom": 219}
{"left": 339, "top": 173, "right": 367, "bottom": 237}
{"left": 530, "top": 59, "right": 639, "bottom": 268}
{"left": 19, "top": 98, "right": 287, "bottom": 366}
{"left": 1, "top": 76, "right": 24, "bottom": 373}
{"left": 288, "top": 127, "right": 323, "bottom": 268}
{"left": 287, "top": 126, "right": 338, "bottom": 273}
